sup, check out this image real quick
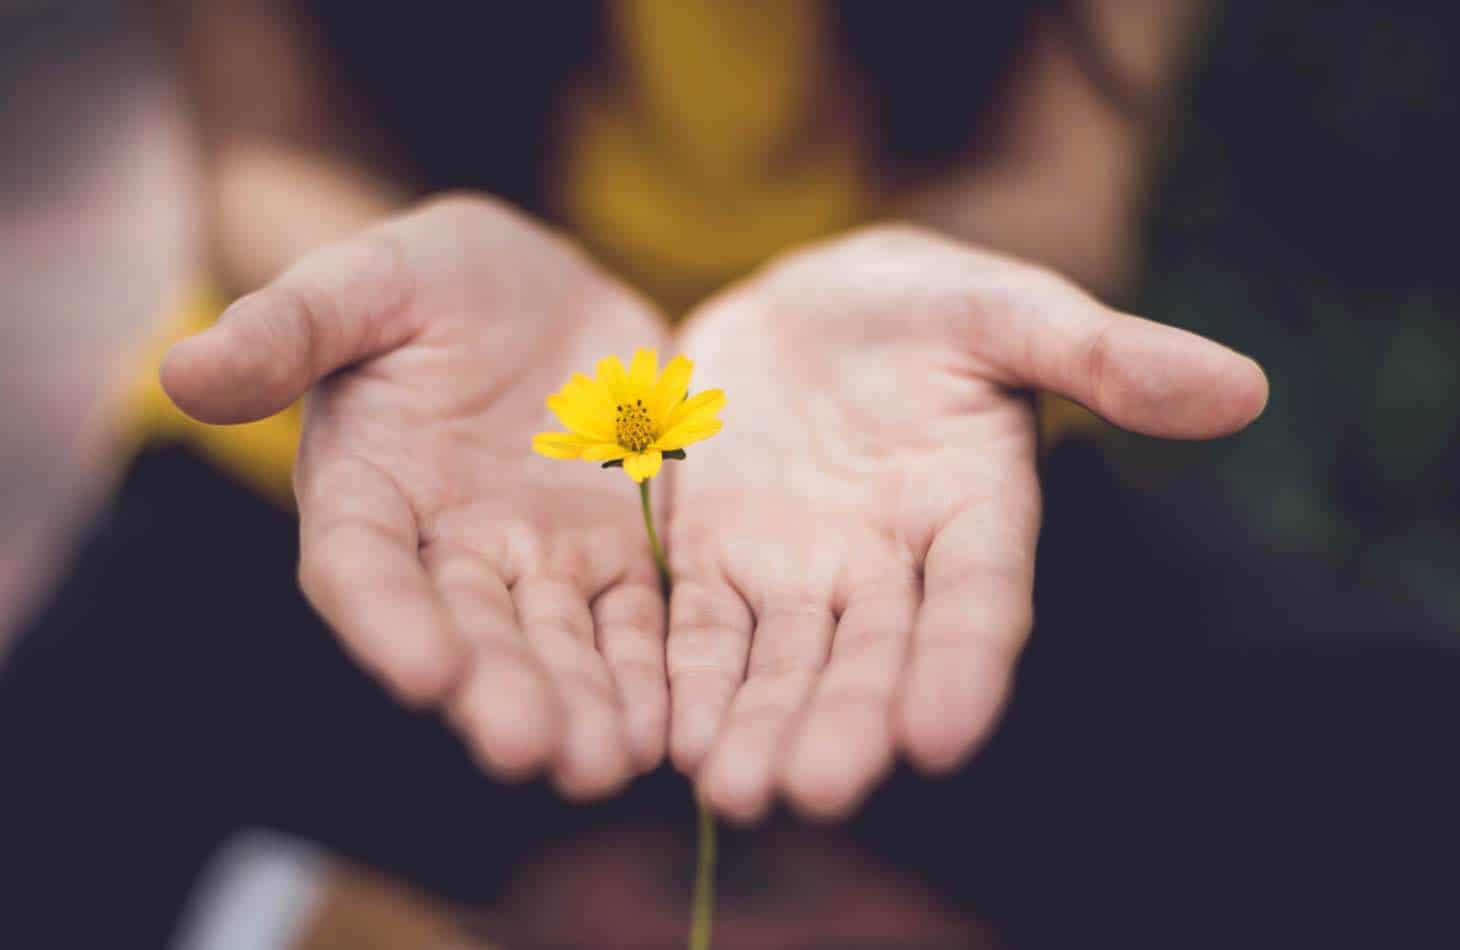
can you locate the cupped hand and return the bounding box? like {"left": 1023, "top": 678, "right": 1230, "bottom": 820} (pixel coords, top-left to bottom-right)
{"left": 665, "top": 225, "right": 1268, "bottom": 822}
{"left": 162, "top": 196, "right": 671, "bottom": 798}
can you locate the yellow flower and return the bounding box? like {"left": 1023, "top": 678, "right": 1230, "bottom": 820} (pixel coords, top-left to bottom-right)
{"left": 532, "top": 348, "right": 725, "bottom": 482}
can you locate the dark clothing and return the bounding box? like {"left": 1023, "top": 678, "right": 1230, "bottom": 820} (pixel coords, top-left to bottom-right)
{"left": 4, "top": 443, "right": 1456, "bottom": 948}
{"left": 298, "top": 2, "right": 1039, "bottom": 211}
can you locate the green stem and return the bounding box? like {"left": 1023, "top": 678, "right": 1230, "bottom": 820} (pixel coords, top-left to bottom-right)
{"left": 639, "top": 480, "right": 671, "bottom": 591}
{"left": 689, "top": 797, "right": 717, "bottom": 950}
{"left": 638, "top": 479, "right": 715, "bottom": 950}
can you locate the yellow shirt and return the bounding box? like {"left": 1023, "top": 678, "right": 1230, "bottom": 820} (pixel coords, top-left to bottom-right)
{"left": 127, "top": 0, "right": 1093, "bottom": 506}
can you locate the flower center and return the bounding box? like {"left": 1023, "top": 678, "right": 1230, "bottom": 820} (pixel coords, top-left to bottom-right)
{"left": 616, "top": 399, "right": 655, "bottom": 452}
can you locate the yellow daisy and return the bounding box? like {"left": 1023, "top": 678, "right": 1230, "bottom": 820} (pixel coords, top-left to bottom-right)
{"left": 532, "top": 348, "right": 725, "bottom": 483}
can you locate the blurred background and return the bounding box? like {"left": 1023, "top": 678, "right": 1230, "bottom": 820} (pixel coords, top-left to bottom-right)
{"left": 2, "top": 0, "right": 193, "bottom": 652}
{"left": 3, "top": 1, "right": 1457, "bottom": 947}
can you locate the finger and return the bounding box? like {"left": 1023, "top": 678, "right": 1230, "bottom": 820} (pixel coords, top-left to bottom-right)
{"left": 698, "top": 598, "right": 836, "bottom": 824}
{"left": 512, "top": 575, "right": 635, "bottom": 799}
{"left": 593, "top": 573, "right": 669, "bottom": 773}
{"left": 425, "top": 550, "right": 560, "bottom": 780}
{"left": 161, "top": 228, "right": 417, "bottom": 424}
{"left": 782, "top": 576, "right": 917, "bottom": 821}
{"left": 898, "top": 476, "right": 1040, "bottom": 773}
{"left": 666, "top": 579, "right": 754, "bottom": 775}
{"left": 977, "top": 270, "right": 1268, "bottom": 439}
{"left": 295, "top": 456, "right": 468, "bottom": 708}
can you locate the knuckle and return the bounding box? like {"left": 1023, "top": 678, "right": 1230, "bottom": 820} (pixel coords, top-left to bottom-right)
{"left": 608, "top": 656, "right": 665, "bottom": 685}
{"left": 846, "top": 221, "right": 939, "bottom": 252}
{"left": 221, "top": 287, "right": 316, "bottom": 398}
{"left": 295, "top": 550, "right": 332, "bottom": 607}
{"left": 386, "top": 651, "right": 459, "bottom": 708}
{"left": 278, "top": 222, "right": 413, "bottom": 354}
{"left": 818, "top": 680, "right": 897, "bottom": 715}
{"left": 419, "top": 191, "right": 528, "bottom": 243}
{"left": 826, "top": 629, "right": 902, "bottom": 671}
{"left": 666, "top": 628, "right": 746, "bottom": 678}
{"left": 421, "top": 190, "right": 497, "bottom": 221}
{"left": 265, "top": 285, "right": 323, "bottom": 386}
{"left": 669, "top": 581, "right": 753, "bottom": 632}
{"left": 1082, "top": 319, "right": 1118, "bottom": 414}
{"left": 416, "top": 191, "right": 593, "bottom": 286}
{"left": 668, "top": 662, "right": 742, "bottom": 695}
{"left": 422, "top": 549, "right": 481, "bottom": 589}
{"left": 353, "top": 230, "right": 413, "bottom": 307}
{"left": 602, "top": 581, "right": 666, "bottom": 627}
{"left": 802, "top": 223, "right": 937, "bottom": 278}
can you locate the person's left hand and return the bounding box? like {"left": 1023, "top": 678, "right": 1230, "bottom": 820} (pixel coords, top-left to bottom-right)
{"left": 664, "top": 226, "right": 1269, "bottom": 822}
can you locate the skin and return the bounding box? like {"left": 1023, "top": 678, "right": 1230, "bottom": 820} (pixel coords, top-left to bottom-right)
{"left": 150, "top": 0, "right": 1241, "bottom": 822}
{"left": 163, "top": 196, "right": 672, "bottom": 798}
{"left": 669, "top": 226, "right": 1267, "bottom": 822}
{"left": 161, "top": 200, "right": 1268, "bottom": 817}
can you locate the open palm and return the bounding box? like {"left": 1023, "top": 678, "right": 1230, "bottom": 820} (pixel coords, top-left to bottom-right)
{"left": 666, "top": 227, "right": 1268, "bottom": 821}
{"left": 163, "top": 197, "right": 670, "bottom": 797}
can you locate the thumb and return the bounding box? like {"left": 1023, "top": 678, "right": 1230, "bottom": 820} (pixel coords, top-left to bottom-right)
{"left": 161, "top": 232, "right": 415, "bottom": 424}
{"left": 982, "top": 272, "right": 1269, "bottom": 439}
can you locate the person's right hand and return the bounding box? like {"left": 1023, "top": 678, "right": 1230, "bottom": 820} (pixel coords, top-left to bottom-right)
{"left": 161, "top": 196, "right": 671, "bottom": 798}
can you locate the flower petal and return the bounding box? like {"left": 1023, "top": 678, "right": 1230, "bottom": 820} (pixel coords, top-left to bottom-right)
{"left": 628, "top": 348, "right": 658, "bottom": 391}
{"left": 563, "top": 372, "right": 615, "bottom": 411}
{"left": 583, "top": 442, "right": 631, "bottom": 462}
{"left": 558, "top": 373, "right": 617, "bottom": 433}
{"left": 533, "top": 431, "right": 594, "bottom": 459}
{"left": 654, "top": 418, "right": 722, "bottom": 451}
{"left": 547, "top": 392, "right": 615, "bottom": 441}
{"left": 596, "top": 355, "right": 628, "bottom": 389}
{"left": 665, "top": 388, "right": 726, "bottom": 430}
{"left": 650, "top": 355, "right": 693, "bottom": 428}
{"left": 622, "top": 448, "right": 663, "bottom": 483}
